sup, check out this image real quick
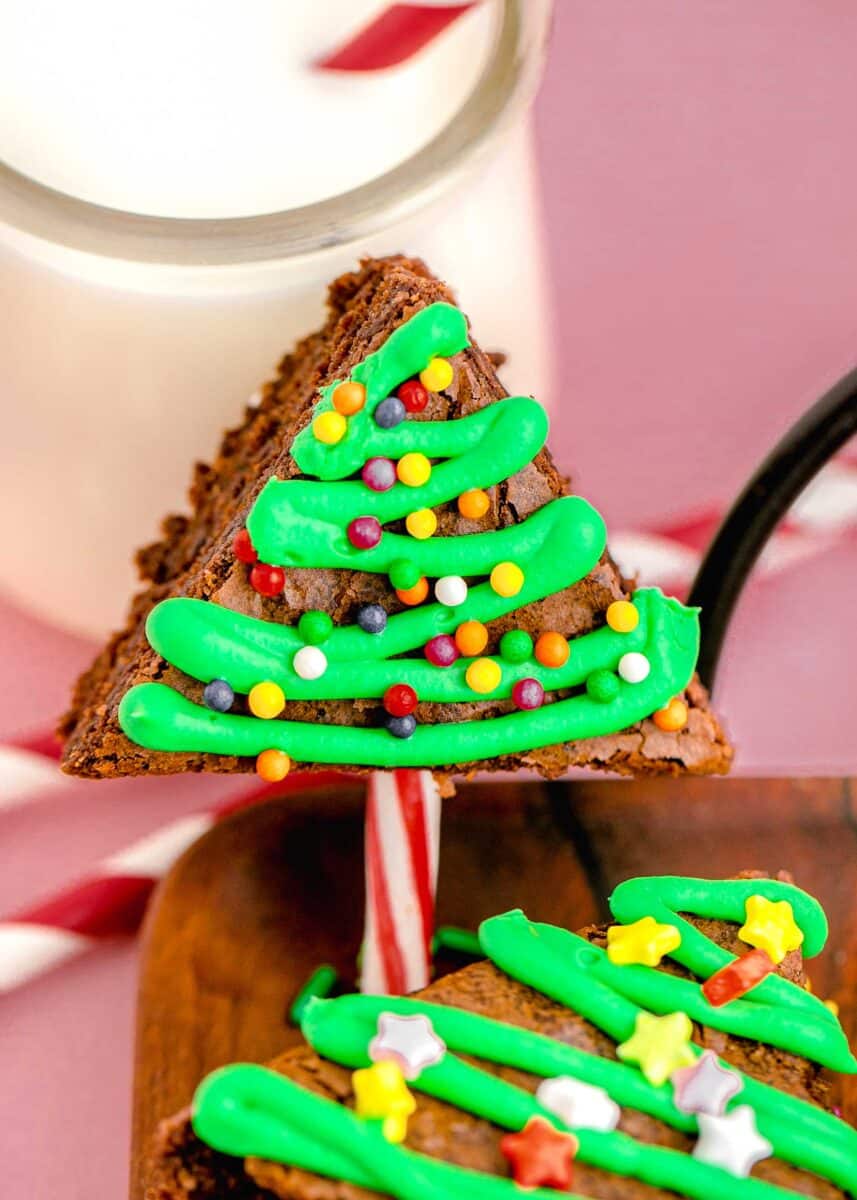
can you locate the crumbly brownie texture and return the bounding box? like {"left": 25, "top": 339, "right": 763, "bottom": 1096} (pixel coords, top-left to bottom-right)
{"left": 146, "top": 871, "right": 848, "bottom": 1200}
{"left": 60, "top": 256, "right": 731, "bottom": 781}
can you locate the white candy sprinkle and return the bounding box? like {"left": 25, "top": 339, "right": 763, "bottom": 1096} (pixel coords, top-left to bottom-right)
{"left": 618, "top": 651, "right": 650, "bottom": 684}
{"left": 435, "top": 575, "right": 468, "bottom": 607}
{"left": 293, "top": 645, "right": 327, "bottom": 680}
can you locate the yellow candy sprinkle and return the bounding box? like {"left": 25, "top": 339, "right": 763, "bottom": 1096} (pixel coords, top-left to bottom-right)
{"left": 607, "top": 917, "right": 681, "bottom": 967}
{"left": 617, "top": 1012, "right": 696, "bottom": 1086}
{"left": 352, "top": 1061, "right": 416, "bottom": 1144}
{"left": 248, "top": 681, "right": 286, "bottom": 720}
{"left": 405, "top": 508, "right": 437, "bottom": 540}
{"left": 396, "top": 452, "right": 432, "bottom": 488}
{"left": 825, "top": 998, "right": 840, "bottom": 1017}
{"left": 419, "top": 357, "right": 454, "bottom": 393}
{"left": 465, "top": 657, "right": 502, "bottom": 694}
{"left": 606, "top": 600, "right": 640, "bottom": 633}
{"left": 256, "top": 749, "right": 291, "bottom": 782}
{"left": 313, "top": 410, "right": 347, "bottom": 445}
{"left": 738, "top": 895, "right": 804, "bottom": 964}
{"left": 490, "top": 562, "right": 524, "bottom": 597}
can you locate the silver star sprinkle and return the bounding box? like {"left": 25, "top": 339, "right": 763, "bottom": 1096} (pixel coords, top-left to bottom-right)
{"left": 693, "top": 1105, "right": 772, "bottom": 1176}
{"left": 368, "top": 1012, "right": 446, "bottom": 1080}
{"left": 672, "top": 1050, "right": 743, "bottom": 1116}
{"left": 536, "top": 1075, "right": 620, "bottom": 1131}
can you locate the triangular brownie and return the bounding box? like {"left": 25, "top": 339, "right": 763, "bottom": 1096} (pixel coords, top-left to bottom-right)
{"left": 148, "top": 871, "right": 856, "bottom": 1198}
{"left": 60, "top": 257, "right": 731, "bottom": 781}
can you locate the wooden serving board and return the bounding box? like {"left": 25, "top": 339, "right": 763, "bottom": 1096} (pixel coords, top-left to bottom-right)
{"left": 131, "top": 776, "right": 857, "bottom": 1199}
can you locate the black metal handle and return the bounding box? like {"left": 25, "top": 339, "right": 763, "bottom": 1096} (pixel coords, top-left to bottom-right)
{"left": 688, "top": 367, "right": 857, "bottom": 689}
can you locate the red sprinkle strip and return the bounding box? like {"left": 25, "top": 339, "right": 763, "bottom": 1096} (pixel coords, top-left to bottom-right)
{"left": 702, "top": 948, "right": 776, "bottom": 1007}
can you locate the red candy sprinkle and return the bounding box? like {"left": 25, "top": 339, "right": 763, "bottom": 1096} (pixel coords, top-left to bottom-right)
{"left": 512, "top": 678, "right": 545, "bottom": 711}
{"left": 702, "top": 948, "right": 776, "bottom": 1007}
{"left": 398, "top": 379, "right": 429, "bottom": 413}
{"left": 233, "top": 528, "right": 258, "bottom": 564}
{"left": 249, "top": 562, "right": 285, "bottom": 597}
{"left": 384, "top": 683, "right": 418, "bottom": 717}
{"left": 501, "top": 1117, "right": 578, "bottom": 1191}
{"left": 347, "top": 516, "right": 383, "bottom": 549}
{"left": 424, "top": 634, "right": 460, "bottom": 667}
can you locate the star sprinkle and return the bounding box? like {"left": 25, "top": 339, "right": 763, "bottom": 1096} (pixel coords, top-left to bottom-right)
{"left": 671, "top": 1050, "right": 743, "bottom": 1117}
{"left": 368, "top": 1012, "right": 446, "bottom": 1080}
{"left": 352, "top": 1060, "right": 416, "bottom": 1144}
{"left": 536, "top": 1075, "right": 620, "bottom": 1131}
{"left": 616, "top": 1011, "right": 696, "bottom": 1086}
{"left": 606, "top": 916, "right": 681, "bottom": 967}
{"left": 738, "top": 895, "right": 804, "bottom": 964}
{"left": 693, "top": 1104, "right": 773, "bottom": 1176}
{"left": 500, "top": 1116, "right": 578, "bottom": 1190}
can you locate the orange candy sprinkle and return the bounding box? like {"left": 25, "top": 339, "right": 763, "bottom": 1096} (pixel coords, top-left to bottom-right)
{"left": 332, "top": 381, "right": 366, "bottom": 415}
{"left": 396, "top": 577, "right": 429, "bottom": 606}
{"left": 652, "top": 698, "right": 688, "bottom": 732}
{"left": 457, "top": 489, "right": 490, "bottom": 520}
{"left": 535, "top": 632, "right": 570, "bottom": 668}
{"left": 455, "top": 620, "right": 489, "bottom": 657}
{"left": 256, "top": 749, "right": 291, "bottom": 782}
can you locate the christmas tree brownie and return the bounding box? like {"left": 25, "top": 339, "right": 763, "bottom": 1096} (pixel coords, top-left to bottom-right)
{"left": 60, "top": 257, "right": 731, "bottom": 781}
{"left": 148, "top": 871, "right": 856, "bottom": 1198}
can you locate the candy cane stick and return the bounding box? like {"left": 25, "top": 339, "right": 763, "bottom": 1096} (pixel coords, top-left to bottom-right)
{"left": 0, "top": 772, "right": 350, "bottom": 994}
{"left": 361, "top": 769, "right": 442, "bottom": 995}
{"left": 317, "top": 2, "right": 477, "bottom": 72}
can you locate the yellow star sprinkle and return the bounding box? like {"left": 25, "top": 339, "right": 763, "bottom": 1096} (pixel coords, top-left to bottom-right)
{"left": 617, "top": 1011, "right": 696, "bottom": 1086}
{"left": 352, "top": 1060, "right": 416, "bottom": 1144}
{"left": 606, "top": 916, "right": 681, "bottom": 967}
{"left": 738, "top": 895, "right": 804, "bottom": 965}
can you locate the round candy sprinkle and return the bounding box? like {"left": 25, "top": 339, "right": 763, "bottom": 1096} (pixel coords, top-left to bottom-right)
{"left": 362, "top": 457, "right": 397, "bottom": 492}
{"left": 313, "top": 410, "right": 347, "bottom": 445}
{"left": 384, "top": 684, "right": 418, "bottom": 717}
{"left": 374, "top": 396, "right": 407, "bottom": 428}
{"left": 293, "top": 645, "right": 328, "bottom": 680}
{"left": 203, "top": 678, "right": 234, "bottom": 712}
{"left": 385, "top": 713, "right": 416, "bottom": 739}
{"left": 347, "top": 516, "right": 382, "bottom": 550}
{"left": 396, "top": 452, "right": 432, "bottom": 488}
{"left": 298, "top": 610, "right": 334, "bottom": 645}
{"left": 466, "top": 657, "right": 502, "bottom": 694}
{"left": 652, "top": 697, "right": 689, "bottom": 732}
{"left": 455, "top": 620, "right": 488, "bottom": 657}
{"left": 512, "top": 678, "right": 545, "bottom": 711}
{"left": 389, "top": 558, "right": 420, "bottom": 591}
{"left": 396, "top": 577, "right": 429, "bottom": 606}
{"left": 250, "top": 562, "right": 285, "bottom": 597}
{"left": 398, "top": 380, "right": 429, "bottom": 413}
{"left": 425, "top": 635, "right": 460, "bottom": 667}
{"left": 356, "top": 603, "right": 387, "bottom": 634}
{"left": 420, "top": 357, "right": 454, "bottom": 392}
{"left": 232, "top": 528, "right": 258, "bottom": 564}
{"left": 618, "top": 651, "right": 651, "bottom": 684}
{"left": 500, "top": 629, "right": 533, "bottom": 663}
{"left": 249, "top": 681, "right": 286, "bottom": 720}
{"left": 535, "top": 632, "right": 570, "bottom": 668}
{"left": 332, "top": 381, "right": 366, "bottom": 415}
{"left": 606, "top": 600, "right": 640, "bottom": 633}
{"left": 256, "top": 749, "right": 291, "bottom": 782}
{"left": 586, "top": 669, "right": 620, "bottom": 704}
{"left": 406, "top": 509, "right": 437, "bottom": 540}
{"left": 458, "top": 489, "right": 490, "bottom": 520}
{"left": 435, "top": 575, "right": 468, "bottom": 607}
{"left": 490, "top": 562, "right": 524, "bottom": 597}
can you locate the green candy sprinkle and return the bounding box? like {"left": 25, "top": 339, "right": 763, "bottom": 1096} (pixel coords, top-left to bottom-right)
{"left": 298, "top": 611, "right": 335, "bottom": 646}
{"left": 499, "top": 629, "right": 533, "bottom": 663}
{"left": 586, "top": 669, "right": 621, "bottom": 703}
{"left": 389, "top": 559, "right": 421, "bottom": 591}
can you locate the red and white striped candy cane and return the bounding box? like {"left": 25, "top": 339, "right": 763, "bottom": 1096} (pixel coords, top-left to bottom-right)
{"left": 317, "top": 2, "right": 478, "bottom": 72}
{"left": 361, "top": 769, "right": 442, "bottom": 995}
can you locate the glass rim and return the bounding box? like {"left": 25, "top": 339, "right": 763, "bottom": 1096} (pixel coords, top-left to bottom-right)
{"left": 0, "top": 0, "right": 550, "bottom": 268}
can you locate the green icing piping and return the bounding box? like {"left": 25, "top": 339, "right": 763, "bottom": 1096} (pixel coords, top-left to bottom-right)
{"left": 119, "top": 301, "right": 701, "bottom": 768}
{"left": 192, "top": 876, "right": 857, "bottom": 1198}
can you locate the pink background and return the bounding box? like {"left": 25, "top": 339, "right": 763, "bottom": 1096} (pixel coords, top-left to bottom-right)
{"left": 2, "top": 3, "right": 856, "bottom": 1195}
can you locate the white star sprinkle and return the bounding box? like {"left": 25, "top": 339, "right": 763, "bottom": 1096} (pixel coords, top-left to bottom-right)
{"left": 536, "top": 1075, "right": 620, "bottom": 1132}
{"left": 671, "top": 1050, "right": 743, "bottom": 1117}
{"left": 368, "top": 1013, "right": 446, "bottom": 1080}
{"left": 693, "top": 1105, "right": 772, "bottom": 1176}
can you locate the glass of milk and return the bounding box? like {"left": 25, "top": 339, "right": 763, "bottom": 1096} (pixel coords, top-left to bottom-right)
{"left": 0, "top": 0, "right": 554, "bottom": 636}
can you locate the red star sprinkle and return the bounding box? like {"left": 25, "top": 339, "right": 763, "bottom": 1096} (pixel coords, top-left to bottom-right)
{"left": 500, "top": 1116, "right": 578, "bottom": 1190}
